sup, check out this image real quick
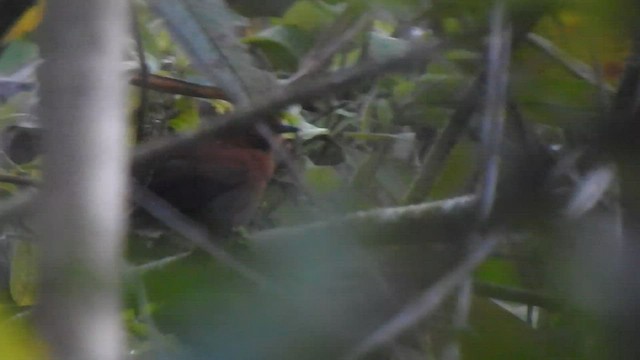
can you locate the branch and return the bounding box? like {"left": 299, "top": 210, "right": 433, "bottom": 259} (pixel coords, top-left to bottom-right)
{"left": 130, "top": 2, "right": 150, "bottom": 143}
{"left": 129, "top": 73, "right": 229, "bottom": 100}
{"left": 132, "top": 42, "right": 441, "bottom": 168}
{"left": 128, "top": 251, "right": 193, "bottom": 274}
{"left": 249, "top": 195, "right": 476, "bottom": 245}
{"left": 527, "top": 33, "right": 615, "bottom": 93}
{"left": 401, "top": 75, "right": 483, "bottom": 205}
{"left": 132, "top": 182, "right": 277, "bottom": 290}
{"left": 35, "top": 0, "right": 129, "bottom": 358}
{"left": 477, "top": 3, "right": 512, "bottom": 221}
{"left": 343, "top": 235, "right": 499, "bottom": 360}
{"left": 287, "top": 9, "right": 371, "bottom": 85}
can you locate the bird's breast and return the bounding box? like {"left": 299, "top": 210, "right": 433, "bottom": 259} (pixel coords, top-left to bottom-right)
{"left": 196, "top": 143, "right": 275, "bottom": 184}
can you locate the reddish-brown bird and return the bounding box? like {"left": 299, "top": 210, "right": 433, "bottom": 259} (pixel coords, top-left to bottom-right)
{"left": 134, "top": 120, "right": 296, "bottom": 235}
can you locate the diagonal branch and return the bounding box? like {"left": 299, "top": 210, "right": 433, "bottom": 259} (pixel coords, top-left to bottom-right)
{"left": 132, "top": 182, "right": 276, "bottom": 290}
{"left": 343, "top": 234, "right": 499, "bottom": 360}
{"left": 401, "top": 74, "right": 483, "bottom": 205}
{"left": 287, "top": 9, "right": 371, "bottom": 85}
{"left": 249, "top": 195, "right": 475, "bottom": 245}
{"left": 527, "top": 33, "right": 615, "bottom": 93}
{"left": 133, "top": 42, "right": 441, "bottom": 168}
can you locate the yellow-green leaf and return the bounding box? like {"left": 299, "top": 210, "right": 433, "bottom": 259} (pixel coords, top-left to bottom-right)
{"left": 9, "top": 240, "right": 38, "bottom": 306}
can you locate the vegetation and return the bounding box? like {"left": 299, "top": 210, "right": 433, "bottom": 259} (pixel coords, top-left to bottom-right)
{"left": 0, "top": 0, "right": 639, "bottom": 359}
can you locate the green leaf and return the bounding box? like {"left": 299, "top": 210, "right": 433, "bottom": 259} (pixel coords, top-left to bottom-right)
{"left": 368, "top": 32, "right": 409, "bottom": 62}
{"left": 375, "top": 98, "right": 394, "bottom": 126}
{"left": 9, "top": 240, "right": 38, "bottom": 306}
{"left": 123, "top": 309, "right": 150, "bottom": 338}
{"left": 0, "top": 40, "right": 38, "bottom": 74}
{"left": 0, "top": 307, "right": 46, "bottom": 359}
{"left": 350, "top": 0, "right": 426, "bottom": 16}
{"left": 149, "top": 0, "right": 277, "bottom": 106}
{"left": 475, "top": 258, "right": 523, "bottom": 288}
{"left": 303, "top": 135, "right": 345, "bottom": 166}
{"left": 282, "top": 105, "right": 329, "bottom": 140}
{"left": 392, "top": 78, "right": 416, "bottom": 99}
{"left": 463, "top": 297, "right": 545, "bottom": 359}
{"left": 169, "top": 97, "right": 200, "bottom": 132}
{"left": 304, "top": 162, "right": 343, "bottom": 195}
{"left": 243, "top": 25, "right": 314, "bottom": 72}
{"left": 281, "top": 0, "right": 342, "bottom": 31}
{"left": 512, "top": 51, "right": 598, "bottom": 127}
{"left": 429, "top": 139, "right": 476, "bottom": 200}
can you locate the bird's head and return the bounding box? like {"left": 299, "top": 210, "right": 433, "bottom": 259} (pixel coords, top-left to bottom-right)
{"left": 214, "top": 116, "right": 298, "bottom": 152}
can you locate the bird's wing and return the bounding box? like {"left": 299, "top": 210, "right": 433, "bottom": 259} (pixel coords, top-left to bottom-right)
{"left": 144, "top": 157, "right": 250, "bottom": 218}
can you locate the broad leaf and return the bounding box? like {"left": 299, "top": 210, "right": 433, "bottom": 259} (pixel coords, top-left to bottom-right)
{"left": 148, "top": 0, "right": 278, "bottom": 106}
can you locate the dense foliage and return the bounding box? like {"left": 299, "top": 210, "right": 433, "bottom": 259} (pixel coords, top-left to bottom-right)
{"left": 0, "top": 0, "right": 639, "bottom": 359}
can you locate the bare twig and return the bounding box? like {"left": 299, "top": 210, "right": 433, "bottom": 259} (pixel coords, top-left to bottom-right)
{"left": 343, "top": 234, "right": 498, "bottom": 360}
{"left": 442, "top": 12, "right": 514, "bottom": 354}
{"left": 249, "top": 195, "right": 475, "bottom": 245}
{"left": 132, "top": 182, "right": 276, "bottom": 290}
{"left": 441, "top": 278, "right": 472, "bottom": 360}
{"left": 131, "top": 2, "right": 150, "bottom": 142}
{"left": 287, "top": 10, "right": 371, "bottom": 85}
{"left": 444, "top": 7, "right": 512, "bottom": 359}
{"left": 129, "top": 73, "right": 228, "bottom": 100}
{"left": 401, "top": 74, "right": 483, "bottom": 205}
{"left": 527, "top": 33, "right": 615, "bottom": 93}
{"left": 477, "top": 2, "right": 512, "bottom": 222}
{"left": 129, "top": 251, "right": 193, "bottom": 274}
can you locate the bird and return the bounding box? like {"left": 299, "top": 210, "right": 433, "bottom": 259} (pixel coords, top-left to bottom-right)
{"left": 133, "top": 118, "right": 297, "bottom": 236}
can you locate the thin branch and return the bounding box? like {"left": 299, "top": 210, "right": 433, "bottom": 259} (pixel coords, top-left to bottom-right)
{"left": 249, "top": 195, "right": 475, "bottom": 245}
{"left": 527, "top": 33, "right": 615, "bottom": 93}
{"left": 441, "top": 278, "right": 472, "bottom": 360}
{"left": 287, "top": 10, "right": 371, "bottom": 85}
{"left": 131, "top": 2, "right": 150, "bottom": 142}
{"left": 129, "top": 251, "right": 193, "bottom": 274}
{"left": 473, "top": 281, "right": 561, "bottom": 311}
{"left": 129, "top": 73, "right": 229, "bottom": 100}
{"left": 343, "top": 235, "right": 499, "bottom": 360}
{"left": 401, "top": 74, "right": 483, "bottom": 205}
{"left": 607, "top": 32, "right": 640, "bottom": 144}
{"left": 444, "top": 7, "right": 512, "bottom": 359}
{"left": 132, "top": 182, "right": 276, "bottom": 290}
{"left": 477, "top": 2, "right": 512, "bottom": 222}
{"left": 3, "top": 71, "right": 230, "bottom": 113}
